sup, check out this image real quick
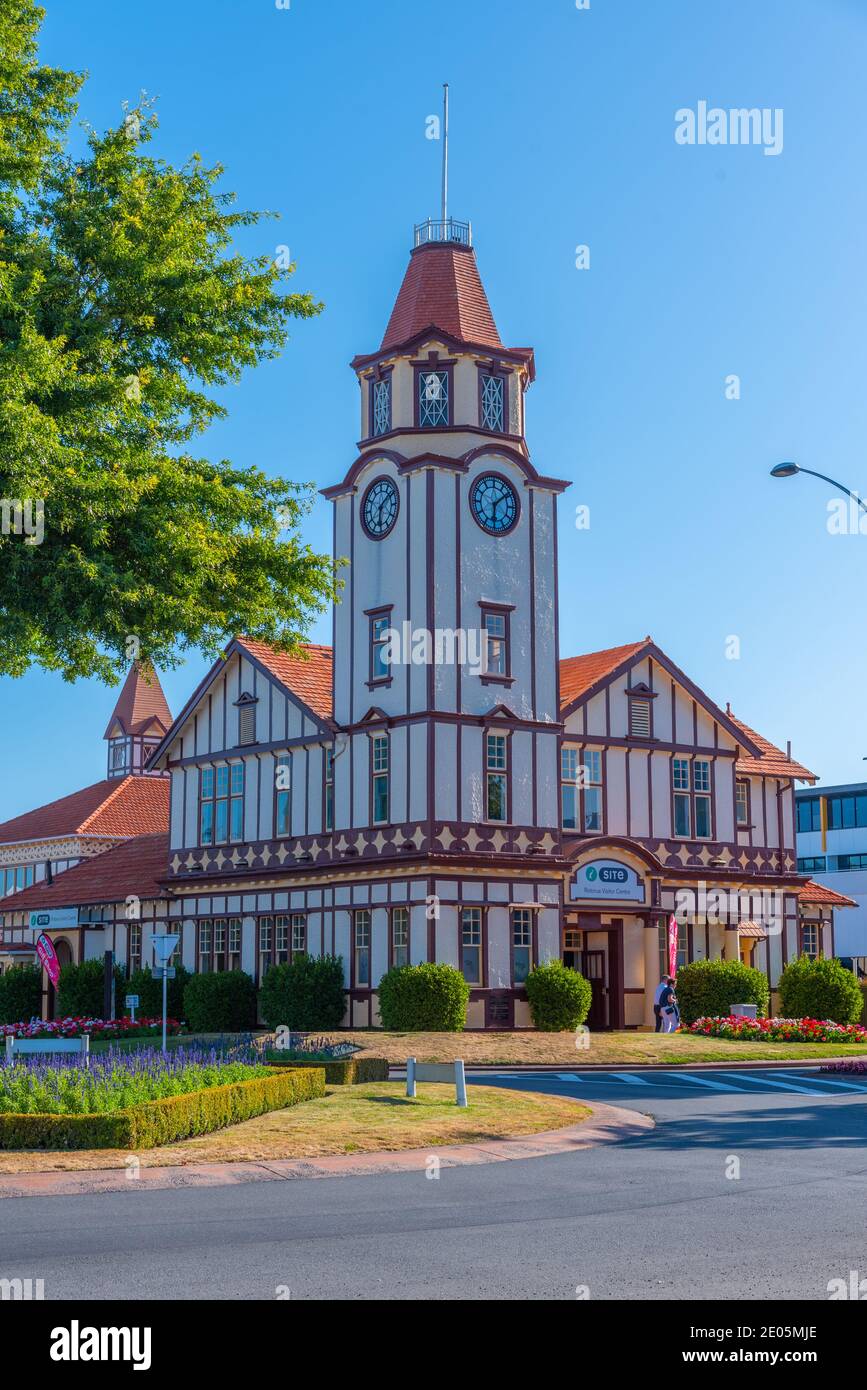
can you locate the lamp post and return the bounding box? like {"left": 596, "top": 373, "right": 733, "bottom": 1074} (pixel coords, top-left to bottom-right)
{"left": 770, "top": 461, "right": 867, "bottom": 516}
{"left": 151, "top": 933, "right": 179, "bottom": 1053}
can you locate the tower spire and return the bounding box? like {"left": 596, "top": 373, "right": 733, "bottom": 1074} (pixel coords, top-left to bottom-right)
{"left": 441, "top": 83, "right": 449, "bottom": 227}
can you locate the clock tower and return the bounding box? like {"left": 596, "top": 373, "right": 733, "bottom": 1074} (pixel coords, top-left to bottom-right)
{"left": 323, "top": 214, "right": 569, "bottom": 848}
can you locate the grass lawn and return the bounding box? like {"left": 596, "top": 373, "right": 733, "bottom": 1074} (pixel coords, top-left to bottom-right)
{"left": 319, "top": 1029, "right": 867, "bottom": 1066}
{"left": 88, "top": 1032, "right": 245, "bottom": 1055}
{"left": 0, "top": 1083, "right": 588, "bottom": 1173}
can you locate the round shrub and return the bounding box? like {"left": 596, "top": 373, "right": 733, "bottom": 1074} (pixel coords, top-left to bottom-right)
{"left": 182, "top": 970, "right": 256, "bottom": 1033}
{"left": 778, "top": 955, "right": 863, "bottom": 1025}
{"left": 56, "top": 958, "right": 125, "bottom": 1019}
{"left": 121, "top": 964, "right": 191, "bottom": 1022}
{"left": 377, "top": 963, "right": 469, "bottom": 1032}
{"left": 0, "top": 965, "right": 42, "bottom": 1025}
{"left": 258, "top": 955, "right": 346, "bottom": 1031}
{"left": 674, "top": 959, "right": 769, "bottom": 1026}
{"left": 524, "top": 960, "right": 592, "bottom": 1031}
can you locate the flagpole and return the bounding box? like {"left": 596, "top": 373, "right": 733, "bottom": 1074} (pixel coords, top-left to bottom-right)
{"left": 441, "top": 83, "right": 449, "bottom": 229}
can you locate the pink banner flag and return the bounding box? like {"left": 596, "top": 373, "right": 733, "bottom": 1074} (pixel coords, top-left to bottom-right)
{"left": 36, "top": 932, "right": 60, "bottom": 989}
{"left": 668, "top": 914, "right": 679, "bottom": 979}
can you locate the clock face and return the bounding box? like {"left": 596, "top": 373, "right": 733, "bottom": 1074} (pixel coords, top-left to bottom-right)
{"left": 470, "top": 473, "right": 519, "bottom": 535}
{"left": 362, "top": 477, "right": 399, "bottom": 539}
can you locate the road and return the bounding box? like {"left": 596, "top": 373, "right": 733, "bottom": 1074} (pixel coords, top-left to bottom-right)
{"left": 2, "top": 1068, "right": 867, "bottom": 1301}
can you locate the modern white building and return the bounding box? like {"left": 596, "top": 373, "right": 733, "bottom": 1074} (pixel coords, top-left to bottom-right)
{"left": 1, "top": 218, "right": 843, "bottom": 1026}
{"left": 796, "top": 782, "right": 867, "bottom": 968}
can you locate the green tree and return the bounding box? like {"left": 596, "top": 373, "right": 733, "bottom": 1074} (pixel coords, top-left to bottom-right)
{"left": 0, "top": 1, "right": 336, "bottom": 683}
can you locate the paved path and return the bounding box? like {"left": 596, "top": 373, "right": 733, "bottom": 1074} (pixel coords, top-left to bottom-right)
{"left": 2, "top": 1068, "right": 866, "bottom": 1300}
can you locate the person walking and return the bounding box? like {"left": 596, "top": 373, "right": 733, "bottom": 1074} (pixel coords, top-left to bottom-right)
{"left": 653, "top": 976, "right": 671, "bottom": 1033}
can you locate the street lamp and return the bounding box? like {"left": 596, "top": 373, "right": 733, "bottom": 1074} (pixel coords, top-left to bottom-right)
{"left": 151, "top": 933, "right": 179, "bottom": 1053}
{"left": 770, "top": 461, "right": 867, "bottom": 515}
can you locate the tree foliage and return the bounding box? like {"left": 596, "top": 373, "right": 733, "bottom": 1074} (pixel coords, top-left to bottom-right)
{"left": 0, "top": 1, "right": 336, "bottom": 682}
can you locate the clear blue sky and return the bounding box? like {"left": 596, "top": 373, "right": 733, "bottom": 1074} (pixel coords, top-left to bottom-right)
{"left": 3, "top": 0, "right": 867, "bottom": 818}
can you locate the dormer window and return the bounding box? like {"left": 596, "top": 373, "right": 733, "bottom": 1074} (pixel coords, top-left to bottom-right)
{"left": 418, "top": 369, "right": 449, "bottom": 427}
{"left": 480, "top": 372, "right": 505, "bottom": 432}
{"left": 371, "top": 375, "right": 391, "bottom": 437}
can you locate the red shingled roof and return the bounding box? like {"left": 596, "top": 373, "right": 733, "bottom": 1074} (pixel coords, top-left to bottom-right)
{"left": 102, "top": 662, "right": 172, "bottom": 738}
{"left": 559, "top": 640, "right": 652, "bottom": 708}
{"left": 237, "top": 639, "right": 334, "bottom": 722}
{"left": 798, "top": 879, "right": 857, "bottom": 908}
{"left": 0, "top": 834, "right": 170, "bottom": 911}
{"left": 0, "top": 776, "right": 169, "bottom": 847}
{"left": 381, "top": 243, "right": 502, "bottom": 352}
{"left": 728, "top": 714, "right": 816, "bottom": 782}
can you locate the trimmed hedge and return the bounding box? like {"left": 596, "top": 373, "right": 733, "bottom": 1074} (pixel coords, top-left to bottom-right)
{"left": 377, "top": 963, "right": 469, "bottom": 1032}
{"left": 0, "top": 1067, "right": 325, "bottom": 1151}
{"left": 258, "top": 955, "right": 346, "bottom": 1031}
{"left": 122, "top": 964, "right": 191, "bottom": 1022}
{"left": 57, "top": 958, "right": 125, "bottom": 1018}
{"left": 0, "top": 965, "right": 42, "bottom": 1025}
{"left": 778, "top": 956, "right": 864, "bottom": 1025}
{"left": 675, "top": 959, "right": 769, "bottom": 1027}
{"left": 183, "top": 970, "right": 257, "bottom": 1032}
{"left": 525, "top": 960, "right": 592, "bottom": 1031}
{"left": 264, "top": 1054, "right": 389, "bottom": 1085}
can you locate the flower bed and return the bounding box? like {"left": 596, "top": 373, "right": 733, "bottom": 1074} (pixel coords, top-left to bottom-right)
{"left": 0, "top": 1043, "right": 270, "bottom": 1114}
{"left": 0, "top": 1044, "right": 326, "bottom": 1149}
{"left": 1, "top": 1017, "right": 184, "bottom": 1042}
{"left": 819, "top": 1058, "right": 867, "bottom": 1074}
{"left": 687, "top": 1016, "right": 867, "bottom": 1044}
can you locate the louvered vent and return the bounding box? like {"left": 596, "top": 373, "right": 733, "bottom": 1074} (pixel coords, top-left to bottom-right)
{"left": 629, "top": 699, "right": 651, "bottom": 739}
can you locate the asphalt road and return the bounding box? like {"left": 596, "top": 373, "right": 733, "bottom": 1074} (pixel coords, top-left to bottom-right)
{"left": 2, "top": 1068, "right": 867, "bottom": 1301}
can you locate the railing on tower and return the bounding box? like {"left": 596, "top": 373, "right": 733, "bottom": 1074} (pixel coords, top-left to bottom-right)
{"left": 413, "top": 217, "right": 472, "bottom": 249}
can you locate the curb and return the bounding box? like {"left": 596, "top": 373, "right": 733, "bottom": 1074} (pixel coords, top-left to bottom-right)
{"left": 388, "top": 1057, "right": 867, "bottom": 1075}
{"left": 0, "top": 1100, "right": 649, "bottom": 1199}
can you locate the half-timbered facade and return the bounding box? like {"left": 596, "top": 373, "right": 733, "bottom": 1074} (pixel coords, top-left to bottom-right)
{"left": 0, "top": 220, "right": 835, "bottom": 1025}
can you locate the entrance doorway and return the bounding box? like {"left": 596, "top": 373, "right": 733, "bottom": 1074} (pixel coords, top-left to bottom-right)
{"left": 582, "top": 948, "right": 608, "bottom": 1031}
{"left": 562, "top": 917, "right": 624, "bottom": 1031}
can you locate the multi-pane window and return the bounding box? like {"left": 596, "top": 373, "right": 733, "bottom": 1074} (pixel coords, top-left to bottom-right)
{"left": 257, "top": 913, "right": 304, "bottom": 981}
{"left": 258, "top": 916, "right": 273, "bottom": 982}
{"left": 583, "top": 751, "right": 602, "bottom": 832}
{"left": 392, "top": 906, "right": 409, "bottom": 967}
{"left": 200, "top": 764, "right": 244, "bottom": 845}
{"left": 370, "top": 613, "right": 391, "bottom": 683}
{"left": 110, "top": 738, "right": 129, "bottom": 772}
{"left": 800, "top": 922, "right": 820, "bottom": 960}
{"left": 560, "top": 747, "right": 602, "bottom": 832}
{"left": 372, "top": 377, "right": 391, "bottom": 437}
{"left": 480, "top": 373, "right": 505, "bottom": 432}
{"left": 672, "top": 759, "right": 712, "bottom": 838}
{"left": 324, "top": 747, "right": 334, "bottom": 832}
{"left": 486, "top": 732, "right": 508, "bottom": 821}
{"left": 214, "top": 919, "right": 227, "bottom": 971}
{"left": 198, "top": 919, "right": 213, "bottom": 973}
{"left": 736, "top": 779, "right": 749, "bottom": 827}
{"left": 512, "top": 908, "right": 532, "bottom": 984}
{"left": 370, "top": 734, "right": 389, "bottom": 824}
{"left": 797, "top": 856, "right": 827, "bottom": 873}
{"left": 481, "top": 609, "right": 508, "bottom": 677}
{"left": 418, "top": 369, "right": 449, "bottom": 427}
{"left": 228, "top": 918, "right": 242, "bottom": 971}
{"left": 796, "top": 798, "right": 822, "bottom": 834}
{"left": 275, "top": 756, "right": 291, "bottom": 837}
{"left": 628, "top": 698, "right": 651, "bottom": 738}
{"left": 561, "top": 747, "right": 580, "bottom": 830}
{"left": 461, "top": 907, "right": 482, "bottom": 985}
{"left": 128, "top": 923, "right": 142, "bottom": 975}
{"left": 831, "top": 853, "right": 867, "bottom": 872}
{"left": 3, "top": 865, "right": 35, "bottom": 895}
{"left": 197, "top": 917, "right": 241, "bottom": 972}
{"left": 355, "top": 909, "right": 371, "bottom": 986}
